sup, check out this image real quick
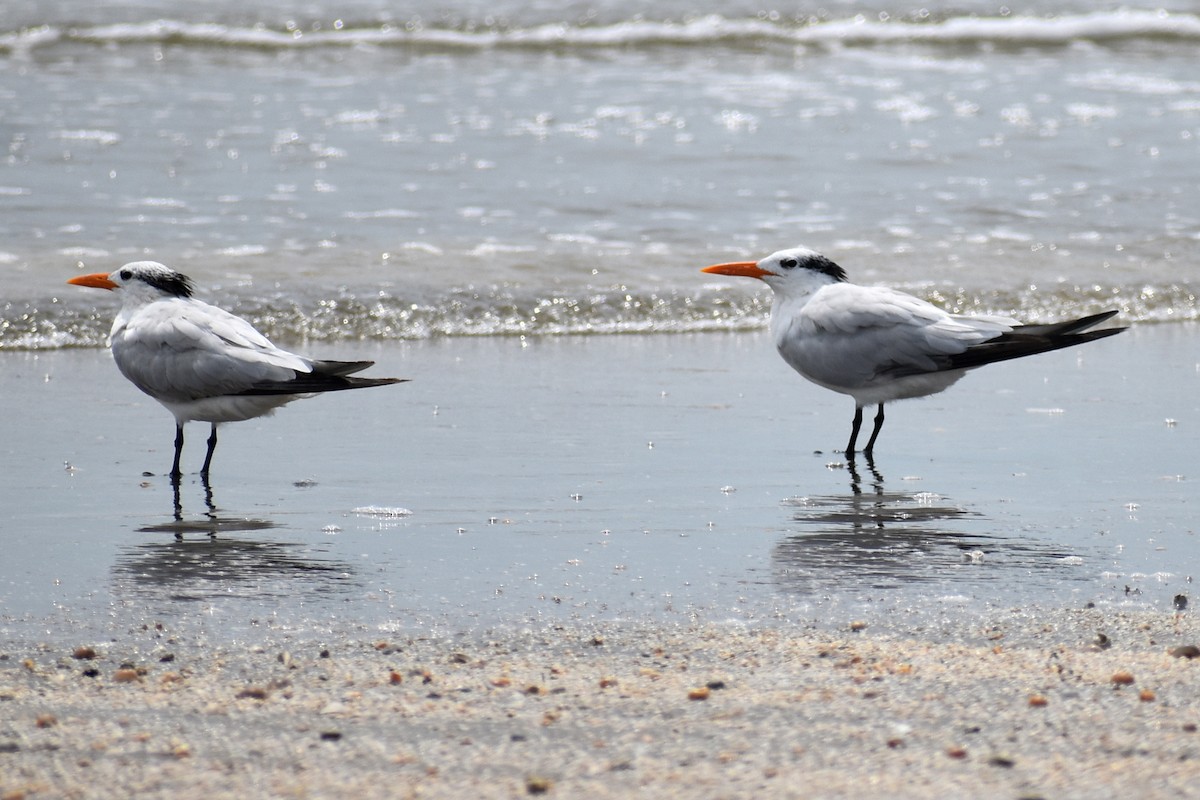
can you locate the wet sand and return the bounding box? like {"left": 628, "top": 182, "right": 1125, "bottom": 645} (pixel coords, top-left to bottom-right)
{"left": 1, "top": 324, "right": 1198, "bottom": 796}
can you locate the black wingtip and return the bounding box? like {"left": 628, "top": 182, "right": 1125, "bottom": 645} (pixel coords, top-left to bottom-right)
{"left": 944, "top": 310, "right": 1126, "bottom": 372}
{"left": 1054, "top": 309, "right": 1121, "bottom": 334}
{"left": 1012, "top": 309, "right": 1124, "bottom": 337}
{"left": 236, "top": 374, "right": 408, "bottom": 396}
{"left": 311, "top": 359, "right": 378, "bottom": 377}
{"left": 346, "top": 376, "right": 409, "bottom": 389}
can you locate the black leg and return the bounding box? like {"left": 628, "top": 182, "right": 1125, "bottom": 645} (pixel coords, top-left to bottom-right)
{"left": 845, "top": 405, "right": 864, "bottom": 456}
{"left": 200, "top": 424, "right": 218, "bottom": 478}
{"left": 171, "top": 423, "right": 185, "bottom": 480}
{"left": 864, "top": 404, "right": 885, "bottom": 456}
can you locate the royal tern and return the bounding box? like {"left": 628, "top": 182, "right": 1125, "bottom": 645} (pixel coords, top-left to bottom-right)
{"left": 702, "top": 246, "right": 1125, "bottom": 457}
{"left": 68, "top": 261, "right": 405, "bottom": 479}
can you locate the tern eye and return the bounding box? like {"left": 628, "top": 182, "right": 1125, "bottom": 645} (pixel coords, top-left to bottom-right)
{"left": 119, "top": 269, "right": 132, "bottom": 280}
{"left": 779, "top": 258, "right": 798, "bottom": 269}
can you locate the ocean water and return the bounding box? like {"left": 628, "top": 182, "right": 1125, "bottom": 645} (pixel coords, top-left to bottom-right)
{"left": 2, "top": 1, "right": 1199, "bottom": 348}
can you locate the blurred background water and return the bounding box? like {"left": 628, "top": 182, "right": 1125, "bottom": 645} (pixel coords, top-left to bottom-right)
{"left": 2, "top": 0, "right": 1198, "bottom": 347}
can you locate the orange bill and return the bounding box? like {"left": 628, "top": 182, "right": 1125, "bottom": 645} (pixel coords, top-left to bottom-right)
{"left": 67, "top": 273, "right": 118, "bottom": 290}
{"left": 701, "top": 261, "right": 771, "bottom": 279}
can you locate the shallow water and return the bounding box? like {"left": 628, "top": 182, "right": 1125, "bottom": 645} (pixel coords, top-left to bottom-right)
{"left": 1, "top": 325, "right": 1194, "bottom": 645}
{"left": 1, "top": 0, "right": 1197, "bottom": 646}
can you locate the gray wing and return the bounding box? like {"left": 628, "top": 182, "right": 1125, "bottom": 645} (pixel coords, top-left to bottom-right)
{"left": 778, "top": 284, "right": 1014, "bottom": 388}
{"left": 111, "top": 298, "right": 311, "bottom": 402}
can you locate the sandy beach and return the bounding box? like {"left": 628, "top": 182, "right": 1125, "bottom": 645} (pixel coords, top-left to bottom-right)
{"left": 2, "top": 325, "right": 1198, "bottom": 797}
{"left": 4, "top": 611, "right": 1200, "bottom": 799}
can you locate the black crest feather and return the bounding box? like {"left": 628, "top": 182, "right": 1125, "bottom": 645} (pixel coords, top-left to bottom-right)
{"left": 139, "top": 268, "right": 194, "bottom": 298}
{"left": 805, "top": 254, "right": 848, "bottom": 282}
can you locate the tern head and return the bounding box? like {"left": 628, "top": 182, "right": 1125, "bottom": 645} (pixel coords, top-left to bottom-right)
{"left": 702, "top": 247, "right": 848, "bottom": 294}
{"left": 68, "top": 261, "right": 195, "bottom": 301}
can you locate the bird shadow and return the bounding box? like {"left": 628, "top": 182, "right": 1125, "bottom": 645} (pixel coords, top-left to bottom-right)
{"left": 771, "top": 455, "right": 1087, "bottom": 593}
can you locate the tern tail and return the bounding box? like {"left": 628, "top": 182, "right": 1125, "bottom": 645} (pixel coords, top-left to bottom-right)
{"left": 945, "top": 310, "right": 1125, "bottom": 372}
{"left": 1003, "top": 309, "right": 1120, "bottom": 338}
{"left": 236, "top": 375, "right": 407, "bottom": 396}
{"left": 236, "top": 359, "right": 407, "bottom": 395}
{"left": 309, "top": 359, "right": 377, "bottom": 377}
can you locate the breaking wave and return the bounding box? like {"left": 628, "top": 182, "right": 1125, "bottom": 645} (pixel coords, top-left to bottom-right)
{"left": 4, "top": 10, "right": 1200, "bottom": 56}
{"left": 3, "top": 280, "right": 1193, "bottom": 351}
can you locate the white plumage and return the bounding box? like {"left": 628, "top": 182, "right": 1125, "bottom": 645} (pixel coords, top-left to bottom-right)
{"left": 703, "top": 246, "right": 1124, "bottom": 457}
{"left": 69, "top": 261, "right": 404, "bottom": 479}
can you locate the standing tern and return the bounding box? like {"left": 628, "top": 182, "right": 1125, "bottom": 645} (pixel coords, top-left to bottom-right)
{"left": 702, "top": 246, "right": 1125, "bottom": 457}
{"left": 68, "top": 261, "right": 405, "bottom": 479}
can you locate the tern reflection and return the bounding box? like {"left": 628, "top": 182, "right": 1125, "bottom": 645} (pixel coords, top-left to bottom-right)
{"left": 132, "top": 475, "right": 276, "bottom": 538}
{"left": 113, "top": 477, "right": 358, "bottom": 602}
{"left": 773, "top": 455, "right": 1083, "bottom": 593}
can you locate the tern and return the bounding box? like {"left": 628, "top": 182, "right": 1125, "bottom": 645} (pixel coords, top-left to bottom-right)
{"left": 702, "top": 246, "right": 1125, "bottom": 457}
{"left": 68, "top": 261, "right": 405, "bottom": 479}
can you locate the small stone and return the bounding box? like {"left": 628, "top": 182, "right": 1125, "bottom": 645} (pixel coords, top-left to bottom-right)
{"left": 1028, "top": 695, "right": 1049, "bottom": 707}
{"left": 525, "top": 776, "right": 553, "bottom": 795}
{"left": 236, "top": 687, "right": 269, "bottom": 701}
{"left": 1139, "top": 689, "right": 1157, "bottom": 702}
{"left": 687, "top": 687, "right": 711, "bottom": 701}
{"left": 1170, "top": 645, "right": 1200, "bottom": 659}
{"left": 113, "top": 668, "right": 140, "bottom": 683}
{"left": 946, "top": 746, "right": 968, "bottom": 759}
{"left": 319, "top": 731, "right": 342, "bottom": 742}
{"left": 849, "top": 620, "right": 868, "bottom": 632}
{"left": 72, "top": 647, "right": 98, "bottom": 661}
{"left": 1111, "top": 670, "right": 1135, "bottom": 686}
{"left": 1174, "top": 594, "right": 1189, "bottom": 611}
{"left": 987, "top": 754, "right": 1016, "bottom": 768}
{"left": 35, "top": 714, "right": 57, "bottom": 729}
